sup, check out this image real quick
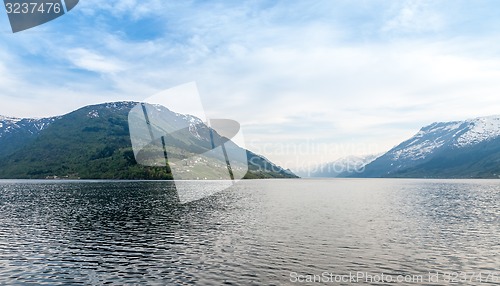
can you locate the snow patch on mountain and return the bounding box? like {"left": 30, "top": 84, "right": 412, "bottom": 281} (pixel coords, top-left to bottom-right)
{"left": 103, "top": 101, "right": 137, "bottom": 110}
{"left": 455, "top": 116, "right": 500, "bottom": 147}
{"left": 88, "top": 110, "right": 99, "bottom": 118}
{"left": 0, "top": 116, "right": 58, "bottom": 138}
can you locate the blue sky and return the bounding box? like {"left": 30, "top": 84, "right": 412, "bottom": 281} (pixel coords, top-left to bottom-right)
{"left": 1, "top": 0, "right": 500, "bottom": 170}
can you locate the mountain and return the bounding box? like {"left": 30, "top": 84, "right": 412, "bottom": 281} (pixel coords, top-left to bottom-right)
{"left": 354, "top": 115, "right": 500, "bottom": 178}
{"left": 0, "top": 102, "right": 297, "bottom": 180}
{"left": 297, "top": 154, "right": 380, "bottom": 178}
{"left": 0, "top": 115, "right": 58, "bottom": 158}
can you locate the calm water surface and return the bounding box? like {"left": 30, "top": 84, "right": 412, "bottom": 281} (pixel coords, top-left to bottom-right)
{"left": 0, "top": 179, "right": 499, "bottom": 285}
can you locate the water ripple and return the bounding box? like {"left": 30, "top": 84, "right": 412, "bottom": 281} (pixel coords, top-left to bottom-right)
{"left": 0, "top": 179, "right": 498, "bottom": 285}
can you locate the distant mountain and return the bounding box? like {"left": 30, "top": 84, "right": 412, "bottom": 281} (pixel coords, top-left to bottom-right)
{"left": 299, "top": 154, "right": 380, "bottom": 178}
{"left": 0, "top": 102, "right": 297, "bottom": 180}
{"left": 354, "top": 115, "right": 500, "bottom": 178}
{"left": 0, "top": 116, "right": 58, "bottom": 158}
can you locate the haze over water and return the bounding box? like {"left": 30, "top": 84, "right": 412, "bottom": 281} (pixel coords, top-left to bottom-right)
{"left": 0, "top": 179, "right": 498, "bottom": 285}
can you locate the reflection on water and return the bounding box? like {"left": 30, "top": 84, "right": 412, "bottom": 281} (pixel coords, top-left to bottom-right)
{"left": 0, "top": 179, "right": 499, "bottom": 285}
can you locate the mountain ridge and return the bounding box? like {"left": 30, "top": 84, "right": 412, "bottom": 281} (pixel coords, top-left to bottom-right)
{"left": 0, "top": 115, "right": 59, "bottom": 158}
{"left": 297, "top": 154, "right": 381, "bottom": 178}
{"left": 353, "top": 115, "right": 500, "bottom": 178}
{"left": 0, "top": 101, "right": 297, "bottom": 180}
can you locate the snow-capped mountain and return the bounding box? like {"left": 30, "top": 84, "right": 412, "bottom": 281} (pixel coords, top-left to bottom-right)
{"left": 0, "top": 101, "right": 297, "bottom": 179}
{"left": 391, "top": 115, "right": 500, "bottom": 162}
{"left": 299, "top": 154, "right": 380, "bottom": 178}
{"left": 0, "top": 115, "right": 58, "bottom": 158}
{"left": 357, "top": 115, "right": 500, "bottom": 178}
{"left": 0, "top": 116, "right": 57, "bottom": 137}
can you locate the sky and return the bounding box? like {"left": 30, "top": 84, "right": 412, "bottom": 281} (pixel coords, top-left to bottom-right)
{"left": 1, "top": 0, "right": 500, "bottom": 172}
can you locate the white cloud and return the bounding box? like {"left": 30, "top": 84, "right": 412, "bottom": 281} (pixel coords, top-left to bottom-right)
{"left": 1, "top": 0, "right": 500, "bottom": 169}
{"left": 382, "top": 0, "right": 444, "bottom": 34}
{"left": 66, "top": 48, "right": 125, "bottom": 74}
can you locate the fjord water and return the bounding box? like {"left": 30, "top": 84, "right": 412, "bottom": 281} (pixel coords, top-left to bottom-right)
{"left": 0, "top": 179, "right": 498, "bottom": 285}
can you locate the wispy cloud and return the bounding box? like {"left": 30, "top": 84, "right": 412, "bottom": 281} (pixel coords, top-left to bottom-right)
{"left": 382, "top": 0, "right": 444, "bottom": 34}
{"left": 66, "top": 48, "right": 126, "bottom": 73}
{"left": 1, "top": 0, "right": 500, "bottom": 168}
